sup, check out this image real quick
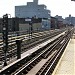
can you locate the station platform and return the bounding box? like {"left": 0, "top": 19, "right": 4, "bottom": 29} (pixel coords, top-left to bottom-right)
{"left": 52, "top": 35, "right": 75, "bottom": 75}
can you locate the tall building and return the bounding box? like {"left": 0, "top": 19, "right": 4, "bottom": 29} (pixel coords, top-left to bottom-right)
{"left": 15, "top": 0, "right": 51, "bottom": 30}
{"left": 55, "top": 15, "right": 64, "bottom": 28}
{"left": 15, "top": 0, "right": 51, "bottom": 18}
{"left": 65, "top": 14, "right": 75, "bottom": 25}
{"left": 55, "top": 15, "right": 63, "bottom": 21}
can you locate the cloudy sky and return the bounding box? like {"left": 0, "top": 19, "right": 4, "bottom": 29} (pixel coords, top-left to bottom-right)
{"left": 0, "top": 0, "right": 75, "bottom": 18}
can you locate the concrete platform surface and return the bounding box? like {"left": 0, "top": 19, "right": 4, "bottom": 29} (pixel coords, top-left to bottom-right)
{"left": 53, "top": 37, "right": 75, "bottom": 75}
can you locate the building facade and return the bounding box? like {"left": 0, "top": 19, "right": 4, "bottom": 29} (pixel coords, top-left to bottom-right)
{"left": 15, "top": 0, "right": 51, "bottom": 19}
{"left": 65, "top": 14, "right": 75, "bottom": 26}
{"left": 15, "top": 0, "right": 51, "bottom": 30}
{"left": 55, "top": 15, "right": 65, "bottom": 28}
{"left": 51, "top": 17, "right": 58, "bottom": 29}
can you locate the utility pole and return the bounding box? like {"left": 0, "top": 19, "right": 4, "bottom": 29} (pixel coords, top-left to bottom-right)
{"left": 25, "top": 18, "right": 32, "bottom": 39}
{"left": 2, "top": 14, "right": 8, "bottom": 66}
{"left": 29, "top": 21, "right": 33, "bottom": 39}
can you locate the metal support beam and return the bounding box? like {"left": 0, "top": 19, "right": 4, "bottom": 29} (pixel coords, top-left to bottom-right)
{"left": 16, "top": 39, "right": 22, "bottom": 59}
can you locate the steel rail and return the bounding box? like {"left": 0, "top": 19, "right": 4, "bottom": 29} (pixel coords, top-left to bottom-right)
{"left": 0, "top": 30, "right": 65, "bottom": 63}
{"left": 36, "top": 30, "right": 72, "bottom": 75}
{"left": 10, "top": 32, "right": 67, "bottom": 75}
{"left": 0, "top": 31, "right": 64, "bottom": 75}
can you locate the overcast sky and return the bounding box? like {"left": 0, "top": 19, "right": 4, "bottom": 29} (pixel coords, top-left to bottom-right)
{"left": 0, "top": 0, "right": 75, "bottom": 18}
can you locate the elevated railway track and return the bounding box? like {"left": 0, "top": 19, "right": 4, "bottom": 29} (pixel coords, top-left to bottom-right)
{"left": 0, "top": 29, "right": 67, "bottom": 65}
{"left": 0, "top": 27, "right": 74, "bottom": 75}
